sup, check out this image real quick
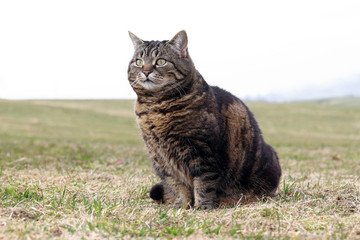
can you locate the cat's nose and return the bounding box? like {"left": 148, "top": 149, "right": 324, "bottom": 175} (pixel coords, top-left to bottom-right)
{"left": 142, "top": 70, "right": 152, "bottom": 76}
{"left": 142, "top": 65, "right": 153, "bottom": 76}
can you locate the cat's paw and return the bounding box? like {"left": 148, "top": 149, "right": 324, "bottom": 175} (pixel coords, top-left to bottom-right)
{"left": 194, "top": 200, "right": 215, "bottom": 210}
{"left": 173, "top": 198, "right": 191, "bottom": 209}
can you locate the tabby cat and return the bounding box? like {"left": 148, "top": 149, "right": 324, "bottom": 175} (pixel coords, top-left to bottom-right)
{"left": 128, "top": 30, "right": 281, "bottom": 209}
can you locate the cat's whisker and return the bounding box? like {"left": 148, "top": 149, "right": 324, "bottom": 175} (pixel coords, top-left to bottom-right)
{"left": 130, "top": 79, "right": 140, "bottom": 87}
{"left": 171, "top": 85, "right": 183, "bottom": 97}
{"left": 168, "top": 80, "right": 186, "bottom": 97}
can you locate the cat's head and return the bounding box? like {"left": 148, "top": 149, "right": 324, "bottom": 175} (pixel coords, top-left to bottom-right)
{"left": 128, "top": 31, "right": 194, "bottom": 95}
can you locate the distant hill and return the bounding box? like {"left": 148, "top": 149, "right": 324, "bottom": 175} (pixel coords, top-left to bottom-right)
{"left": 256, "top": 75, "right": 360, "bottom": 102}
{"left": 311, "top": 97, "right": 360, "bottom": 106}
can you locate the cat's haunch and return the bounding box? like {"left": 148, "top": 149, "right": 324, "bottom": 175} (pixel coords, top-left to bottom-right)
{"left": 128, "top": 30, "right": 281, "bottom": 209}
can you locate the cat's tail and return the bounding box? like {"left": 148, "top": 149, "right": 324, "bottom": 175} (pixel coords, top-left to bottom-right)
{"left": 150, "top": 182, "right": 177, "bottom": 204}
{"left": 149, "top": 183, "right": 164, "bottom": 201}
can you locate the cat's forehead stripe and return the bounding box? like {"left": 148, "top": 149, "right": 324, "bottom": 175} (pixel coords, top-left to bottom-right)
{"left": 139, "top": 40, "right": 167, "bottom": 58}
{"left": 150, "top": 48, "right": 159, "bottom": 58}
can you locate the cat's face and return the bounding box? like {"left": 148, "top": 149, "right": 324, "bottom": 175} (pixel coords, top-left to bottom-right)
{"left": 128, "top": 31, "right": 193, "bottom": 95}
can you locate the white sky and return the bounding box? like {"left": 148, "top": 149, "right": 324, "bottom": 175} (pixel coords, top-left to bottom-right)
{"left": 0, "top": 0, "right": 360, "bottom": 99}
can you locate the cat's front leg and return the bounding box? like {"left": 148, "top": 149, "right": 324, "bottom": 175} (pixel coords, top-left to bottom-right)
{"left": 192, "top": 171, "right": 220, "bottom": 209}
{"left": 165, "top": 176, "right": 193, "bottom": 208}
{"left": 152, "top": 157, "right": 192, "bottom": 207}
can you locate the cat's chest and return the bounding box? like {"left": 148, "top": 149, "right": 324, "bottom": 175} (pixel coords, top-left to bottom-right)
{"left": 135, "top": 99, "right": 220, "bottom": 145}
{"left": 137, "top": 108, "right": 218, "bottom": 144}
{"left": 136, "top": 109, "right": 183, "bottom": 139}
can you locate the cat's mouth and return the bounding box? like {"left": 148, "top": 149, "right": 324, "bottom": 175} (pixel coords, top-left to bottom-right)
{"left": 140, "top": 78, "right": 160, "bottom": 90}
{"left": 140, "top": 78, "right": 167, "bottom": 91}
{"left": 144, "top": 78, "right": 153, "bottom": 83}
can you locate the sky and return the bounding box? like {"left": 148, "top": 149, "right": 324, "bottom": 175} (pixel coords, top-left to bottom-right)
{"left": 0, "top": 0, "right": 360, "bottom": 100}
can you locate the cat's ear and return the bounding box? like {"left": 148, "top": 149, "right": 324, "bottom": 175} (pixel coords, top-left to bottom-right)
{"left": 128, "top": 31, "right": 144, "bottom": 50}
{"left": 169, "top": 30, "right": 188, "bottom": 57}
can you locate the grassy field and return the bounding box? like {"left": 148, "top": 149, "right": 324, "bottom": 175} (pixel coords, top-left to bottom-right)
{"left": 0, "top": 98, "right": 359, "bottom": 239}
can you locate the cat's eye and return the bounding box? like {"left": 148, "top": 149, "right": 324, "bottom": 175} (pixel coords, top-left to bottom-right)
{"left": 135, "top": 59, "right": 143, "bottom": 66}
{"left": 156, "top": 59, "right": 166, "bottom": 66}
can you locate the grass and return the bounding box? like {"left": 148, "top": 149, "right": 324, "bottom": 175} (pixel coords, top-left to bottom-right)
{"left": 0, "top": 98, "right": 360, "bottom": 239}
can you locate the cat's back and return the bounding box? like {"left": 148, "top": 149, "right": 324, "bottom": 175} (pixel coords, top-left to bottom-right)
{"left": 211, "top": 86, "right": 257, "bottom": 131}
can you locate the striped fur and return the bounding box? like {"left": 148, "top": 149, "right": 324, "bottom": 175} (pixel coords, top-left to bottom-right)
{"left": 128, "top": 31, "right": 281, "bottom": 209}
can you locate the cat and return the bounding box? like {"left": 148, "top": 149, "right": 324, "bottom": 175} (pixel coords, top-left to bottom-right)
{"left": 127, "top": 30, "right": 281, "bottom": 209}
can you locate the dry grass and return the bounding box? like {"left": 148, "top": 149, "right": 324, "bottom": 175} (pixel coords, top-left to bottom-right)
{"left": 0, "top": 98, "right": 360, "bottom": 239}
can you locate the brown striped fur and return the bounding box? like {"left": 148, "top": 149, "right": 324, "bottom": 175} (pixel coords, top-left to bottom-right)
{"left": 128, "top": 31, "right": 281, "bottom": 209}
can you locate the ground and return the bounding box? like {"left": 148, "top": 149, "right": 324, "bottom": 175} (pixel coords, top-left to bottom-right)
{"left": 0, "top": 98, "right": 359, "bottom": 239}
